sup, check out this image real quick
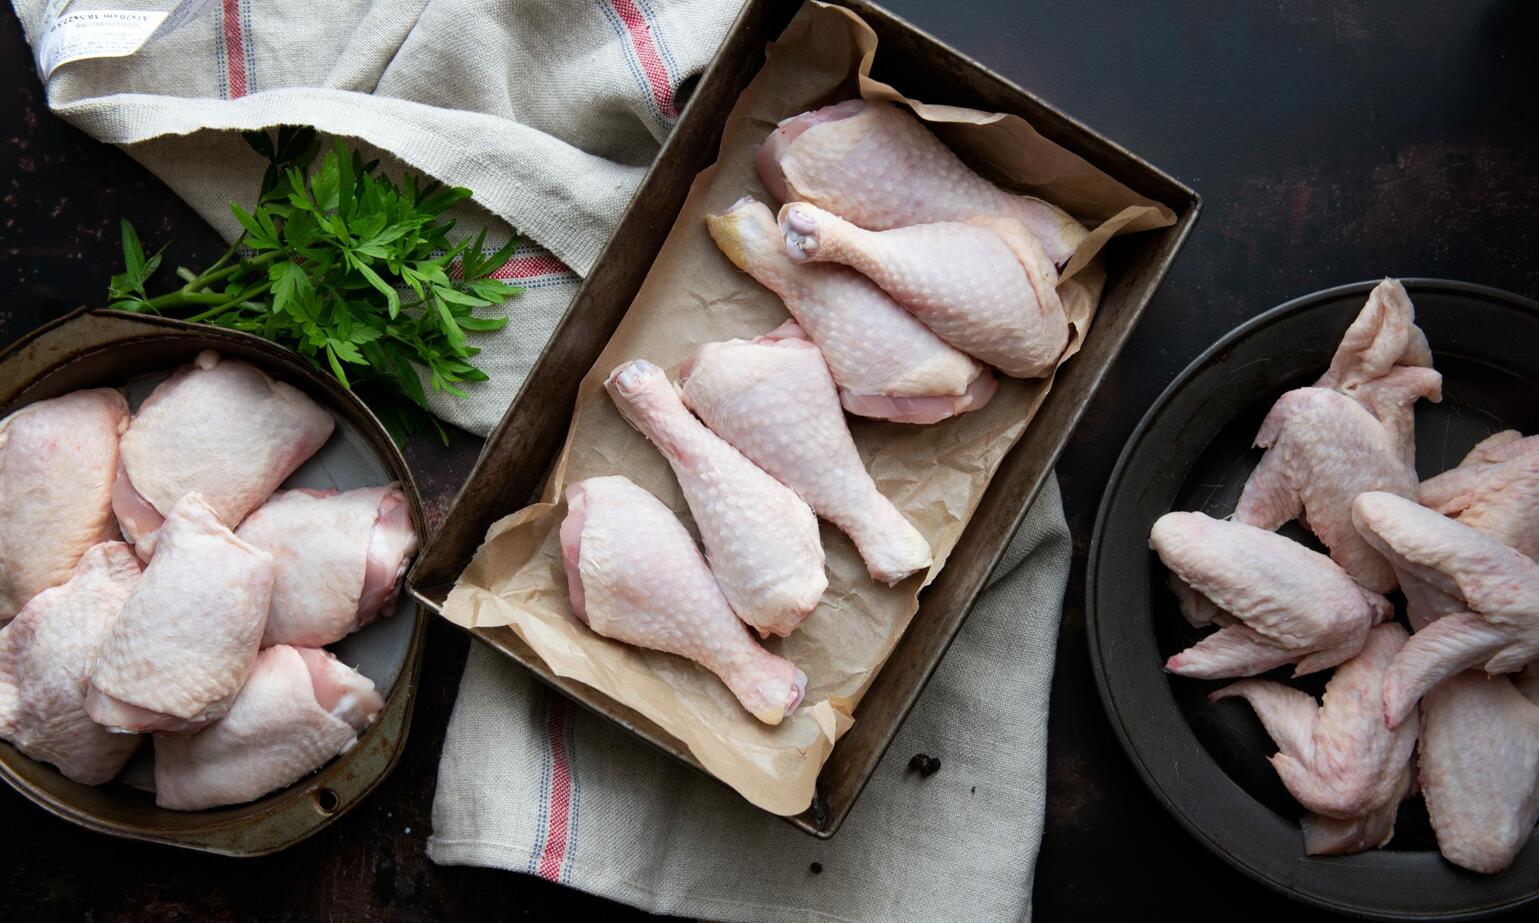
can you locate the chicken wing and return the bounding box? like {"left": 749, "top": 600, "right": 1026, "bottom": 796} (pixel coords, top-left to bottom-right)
{"left": 1152, "top": 512, "right": 1391, "bottom": 678}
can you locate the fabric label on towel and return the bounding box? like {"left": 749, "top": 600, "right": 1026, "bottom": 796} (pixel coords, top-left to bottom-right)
{"left": 36, "top": 8, "right": 168, "bottom": 79}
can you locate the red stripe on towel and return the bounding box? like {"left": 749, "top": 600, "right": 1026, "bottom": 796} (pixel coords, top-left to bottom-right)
{"left": 609, "top": 0, "right": 676, "bottom": 118}
{"left": 221, "top": 0, "right": 248, "bottom": 99}
{"left": 489, "top": 253, "right": 573, "bottom": 282}
{"left": 535, "top": 697, "right": 574, "bottom": 881}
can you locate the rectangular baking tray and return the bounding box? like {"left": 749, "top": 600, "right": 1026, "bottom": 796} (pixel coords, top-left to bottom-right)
{"left": 408, "top": 0, "right": 1200, "bottom": 837}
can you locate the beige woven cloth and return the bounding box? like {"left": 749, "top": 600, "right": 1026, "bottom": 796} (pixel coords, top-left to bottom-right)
{"left": 16, "top": 2, "right": 1072, "bottom": 918}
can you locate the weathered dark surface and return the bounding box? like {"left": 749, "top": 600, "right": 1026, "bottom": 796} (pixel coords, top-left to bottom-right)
{"left": 1, "top": 0, "right": 1535, "bottom": 919}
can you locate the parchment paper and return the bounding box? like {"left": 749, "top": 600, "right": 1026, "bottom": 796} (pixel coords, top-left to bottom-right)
{"left": 442, "top": 1, "right": 1176, "bottom": 815}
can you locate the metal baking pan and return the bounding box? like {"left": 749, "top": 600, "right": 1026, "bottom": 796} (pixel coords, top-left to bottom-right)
{"left": 0, "top": 308, "right": 428, "bottom": 856}
{"left": 408, "top": 0, "right": 1200, "bottom": 837}
{"left": 1088, "top": 280, "right": 1539, "bottom": 918}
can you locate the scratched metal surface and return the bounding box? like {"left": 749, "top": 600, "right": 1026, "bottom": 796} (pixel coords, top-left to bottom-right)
{"left": 1, "top": 0, "right": 1537, "bottom": 919}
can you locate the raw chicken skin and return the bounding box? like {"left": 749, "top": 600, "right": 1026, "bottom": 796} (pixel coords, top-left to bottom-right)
{"left": 1313, "top": 277, "right": 1437, "bottom": 469}
{"left": 779, "top": 203, "right": 1068, "bottom": 378}
{"left": 605, "top": 359, "right": 826, "bottom": 637}
{"left": 114, "top": 351, "right": 334, "bottom": 557}
{"left": 154, "top": 645, "right": 383, "bottom": 811}
{"left": 1300, "top": 764, "right": 1416, "bottom": 856}
{"left": 237, "top": 486, "right": 419, "bottom": 647}
{"left": 1419, "top": 431, "right": 1539, "bottom": 558}
{"left": 679, "top": 326, "right": 932, "bottom": 584}
{"left": 1235, "top": 388, "right": 1426, "bottom": 594}
{"left": 1417, "top": 670, "right": 1539, "bottom": 873}
{"left": 1350, "top": 491, "right": 1539, "bottom": 727}
{"left": 0, "top": 389, "right": 128, "bottom": 621}
{"left": 757, "top": 99, "right": 1087, "bottom": 266}
{"left": 86, "top": 493, "right": 274, "bottom": 733}
{"left": 0, "top": 542, "right": 143, "bottom": 784}
{"left": 559, "top": 476, "right": 806, "bottom": 724}
{"left": 1151, "top": 512, "right": 1391, "bottom": 678}
{"left": 1211, "top": 623, "right": 1418, "bottom": 821}
{"left": 706, "top": 197, "right": 996, "bottom": 424}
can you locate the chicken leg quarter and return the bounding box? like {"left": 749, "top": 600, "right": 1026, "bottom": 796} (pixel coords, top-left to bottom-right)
{"left": 779, "top": 203, "right": 1068, "bottom": 378}
{"left": 559, "top": 476, "right": 806, "bottom": 724}
{"left": 679, "top": 326, "right": 932, "bottom": 584}
{"left": 706, "top": 197, "right": 996, "bottom": 425}
{"left": 756, "top": 99, "right": 1087, "bottom": 266}
{"left": 606, "top": 359, "right": 826, "bottom": 638}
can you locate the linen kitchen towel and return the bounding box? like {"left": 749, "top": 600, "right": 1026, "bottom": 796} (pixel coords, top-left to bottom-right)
{"left": 13, "top": 0, "right": 742, "bottom": 434}
{"left": 429, "top": 479, "right": 1070, "bottom": 923}
{"left": 17, "top": 2, "right": 1072, "bottom": 920}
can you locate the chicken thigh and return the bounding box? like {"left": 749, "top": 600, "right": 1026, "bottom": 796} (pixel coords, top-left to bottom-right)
{"left": 1152, "top": 512, "right": 1392, "bottom": 678}
{"left": 606, "top": 359, "right": 826, "bottom": 637}
{"left": 1234, "top": 388, "right": 1425, "bottom": 593}
{"left": 1350, "top": 491, "right": 1539, "bottom": 727}
{"left": 706, "top": 197, "right": 997, "bottom": 424}
{"left": 778, "top": 203, "right": 1068, "bottom": 378}
{"left": 0, "top": 389, "right": 128, "bottom": 621}
{"left": 1417, "top": 670, "right": 1539, "bottom": 873}
{"left": 1211, "top": 623, "right": 1417, "bottom": 821}
{"left": 560, "top": 476, "right": 806, "bottom": 724}
{"left": 86, "top": 493, "right": 274, "bottom": 734}
{"left": 236, "top": 486, "right": 419, "bottom": 647}
{"left": 756, "top": 99, "right": 1087, "bottom": 266}
{"left": 0, "top": 542, "right": 143, "bottom": 784}
{"left": 114, "top": 351, "right": 334, "bottom": 557}
{"left": 679, "top": 326, "right": 932, "bottom": 584}
{"left": 154, "top": 645, "right": 383, "bottom": 810}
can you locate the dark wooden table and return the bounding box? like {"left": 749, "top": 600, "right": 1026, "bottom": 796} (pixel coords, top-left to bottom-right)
{"left": 3, "top": 1, "right": 1536, "bottom": 919}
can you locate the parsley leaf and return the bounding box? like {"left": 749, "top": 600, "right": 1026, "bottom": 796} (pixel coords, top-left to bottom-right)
{"left": 110, "top": 128, "right": 524, "bottom": 444}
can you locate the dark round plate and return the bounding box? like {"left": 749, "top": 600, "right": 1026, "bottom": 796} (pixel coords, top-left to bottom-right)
{"left": 1087, "top": 279, "right": 1539, "bottom": 919}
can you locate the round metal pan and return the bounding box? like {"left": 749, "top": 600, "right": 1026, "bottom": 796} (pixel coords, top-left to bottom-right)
{"left": 1087, "top": 280, "right": 1539, "bottom": 919}
{"left": 0, "top": 308, "right": 428, "bottom": 856}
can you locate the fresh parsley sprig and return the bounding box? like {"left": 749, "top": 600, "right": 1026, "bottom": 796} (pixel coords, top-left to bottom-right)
{"left": 109, "top": 126, "right": 522, "bottom": 442}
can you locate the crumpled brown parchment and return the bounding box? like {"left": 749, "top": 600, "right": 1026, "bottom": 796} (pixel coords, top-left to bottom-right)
{"left": 442, "top": 1, "right": 1175, "bottom": 815}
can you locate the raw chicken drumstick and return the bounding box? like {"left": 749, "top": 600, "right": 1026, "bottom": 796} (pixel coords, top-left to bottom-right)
{"left": 1417, "top": 670, "right": 1539, "bottom": 874}
{"left": 779, "top": 202, "right": 1069, "bottom": 378}
{"left": 1211, "top": 623, "right": 1418, "bottom": 837}
{"left": 1234, "top": 387, "right": 1431, "bottom": 594}
{"left": 1151, "top": 512, "right": 1392, "bottom": 678}
{"left": 154, "top": 645, "right": 383, "bottom": 810}
{"left": 1235, "top": 280, "right": 1441, "bottom": 593}
{"left": 679, "top": 326, "right": 932, "bottom": 584}
{"left": 0, "top": 542, "right": 143, "bottom": 784}
{"left": 756, "top": 99, "right": 1087, "bottom": 267}
{"left": 606, "top": 359, "right": 826, "bottom": 637}
{"left": 86, "top": 493, "right": 274, "bottom": 734}
{"left": 0, "top": 389, "right": 128, "bottom": 621}
{"left": 114, "top": 351, "right": 334, "bottom": 558}
{"left": 1350, "top": 491, "right": 1539, "bottom": 728}
{"left": 237, "top": 486, "right": 419, "bottom": 648}
{"left": 706, "top": 197, "right": 996, "bottom": 424}
{"left": 560, "top": 476, "right": 806, "bottom": 724}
